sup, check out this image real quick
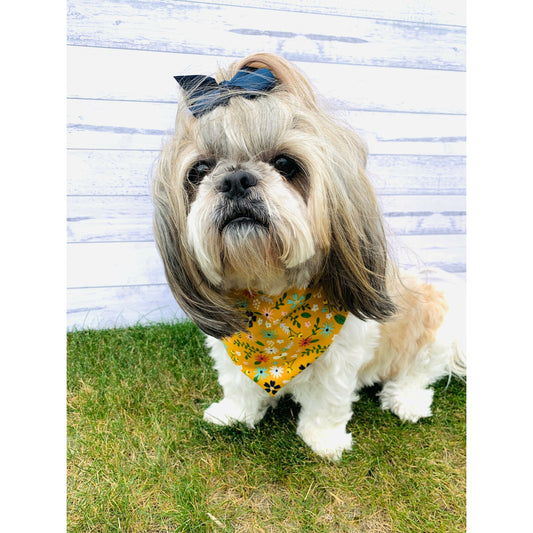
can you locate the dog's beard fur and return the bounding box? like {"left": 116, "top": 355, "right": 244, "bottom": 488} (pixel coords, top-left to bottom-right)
{"left": 153, "top": 53, "right": 396, "bottom": 338}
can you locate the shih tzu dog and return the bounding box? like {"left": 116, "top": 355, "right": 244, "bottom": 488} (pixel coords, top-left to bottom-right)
{"left": 153, "top": 53, "right": 466, "bottom": 461}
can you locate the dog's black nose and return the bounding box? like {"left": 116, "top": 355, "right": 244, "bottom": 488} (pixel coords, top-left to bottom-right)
{"left": 218, "top": 170, "right": 257, "bottom": 199}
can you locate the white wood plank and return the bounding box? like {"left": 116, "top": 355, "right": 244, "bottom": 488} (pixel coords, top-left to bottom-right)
{"left": 380, "top": 195, "right": 465, "bottom": 213}
{"left": 67, "top": 241, "right": 165, "bottom": 288}
{"left": 66, "top": 237, "right": 465, "bottom": 330}
{"left": 67, "top": 46, "right": 466, "bottom": 114}
{"left": 368, "top": 155, "right": 465, "bottom": 195}
{"left": 68, "top": 150, "right": 465, "bottom": 196}
{"left": 67, "top": 234, "right": 465, "bottom": 290}
{"left": 393, "top": 234, "right": 465, "bottom": 273}
{"left": 67, "top": 98, "right": 465, "bottom": 155}
{"left": 196, "top": 0, "right": 466, "bottom": 26}
{"left": 67, "top": 270, "right": 466, "bottom": 332}
{"left": 67, "top": 0, "right": 465, "bottom": 71}
{"left": 67, "top": 150, "right": 157, "bottom": 196}
{"left": 347, "top": 110, "right": 465, "bottom": 157}
{"left": 67, "top": 284, "right": 185, "bottom": 330}
{"left": 68, "top": 196, "right": 153, "bottom": 243}
{"left": 67, "top": 195, "right": 465, "bottom": 243}
{"left": 386, "top": 213, "right": 465, "bottom": 236}
{"left": 382, "top": 195, "right": 466, "bottom": 236}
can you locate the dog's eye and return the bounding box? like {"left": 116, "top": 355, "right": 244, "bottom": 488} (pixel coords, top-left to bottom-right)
{"left": 271, "top": 155, "right": 300, "bottom": 180}
{"left": 187, "top": 160, "right": 214, "bottom": 185}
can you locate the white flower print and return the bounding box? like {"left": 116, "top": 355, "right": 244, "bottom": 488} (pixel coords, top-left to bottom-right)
{"left": 270, "top": 366, "right": 284, "bottom": 378}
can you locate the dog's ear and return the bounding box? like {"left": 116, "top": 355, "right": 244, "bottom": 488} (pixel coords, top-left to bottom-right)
{"left": 313, "top": 133, "right": 397, "bottom": 322}
{"left": 153, "top": 144, "right": 247, "bottom": 339}
{"left": 319, "top": 209, "right": 397, "bottom": 322}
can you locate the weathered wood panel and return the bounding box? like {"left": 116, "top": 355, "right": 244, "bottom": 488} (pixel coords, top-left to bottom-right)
{"left": 66, "top": 1, "right": 466, "bottom": 330}
{"left": 67, "top": 265, "right": 467, "bottom": 331}
{"left": 67, "top": 0, "right": 465, "bottom": 71}
{"left": 67, "top": 235, "right": 465, "bottom": 290}
{"left": 67, "top": 195, "right": 465, "bottom": 244}
{"left": 67, "top": 46, "right": 466, "bottom": 114}
{"left": 197, "top": 0, "right": 466, "bottom": 26}
{"left": 67, "top": 150, "right": 156, "bottom": 196}
{"left": 67, "top": 241, "right": 162, "bottom": 289}
{"left": 67, "top": 284, "right": 185, "bottom": 330}
{"left": 67, "top": 98, "right": 465, "bottom": 155}
{"left": 68, "top": 150, "right": 465, "bottom": 196}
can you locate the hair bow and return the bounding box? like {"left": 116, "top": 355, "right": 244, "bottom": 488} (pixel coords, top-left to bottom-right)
{"left": 174, "top": 68, "right": 277, "bottom": 118}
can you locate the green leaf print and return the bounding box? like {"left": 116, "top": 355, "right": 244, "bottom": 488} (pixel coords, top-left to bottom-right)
{"left": 334, "top": 314, "right": 346, "bottom": 325}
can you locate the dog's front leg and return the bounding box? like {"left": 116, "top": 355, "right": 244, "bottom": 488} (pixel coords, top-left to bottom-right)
{"left": 290, "top": 361, "right": 359, "bottom": 462}
{"left": 203, "top": 337, "right": 275, "bottom": 428}
{"left": 294, "top": 388, "right": 355, "bottom": 462}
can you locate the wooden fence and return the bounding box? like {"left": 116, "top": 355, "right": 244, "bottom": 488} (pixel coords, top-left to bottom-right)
{"left": 67, "top": 0, "right": 465, "bottom": 330}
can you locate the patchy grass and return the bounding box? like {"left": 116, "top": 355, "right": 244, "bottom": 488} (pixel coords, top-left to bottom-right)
{"left": 67, "top": 321, "right": 466, "bottom": 532}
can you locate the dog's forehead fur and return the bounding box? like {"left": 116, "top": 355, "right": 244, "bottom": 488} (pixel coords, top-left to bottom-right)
{"left": 180, "top": 92, "right": 303, "bottom": 162}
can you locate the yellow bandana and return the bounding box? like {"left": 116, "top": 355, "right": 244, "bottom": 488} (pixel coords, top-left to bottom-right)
{"left": 223, "top": 287, "right": 348, "bottom": 396}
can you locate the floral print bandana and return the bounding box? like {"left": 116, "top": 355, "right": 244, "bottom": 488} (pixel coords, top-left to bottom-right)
{"left": 222, "top": 287, "right": 348, "bottom": 396}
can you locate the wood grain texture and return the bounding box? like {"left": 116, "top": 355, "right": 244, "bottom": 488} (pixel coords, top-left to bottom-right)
{"left": 66, "top": 0, "right": 466, "bottom": 330}
{"left": 67, "top": 98, "right": 465, "bottom": 154}
{"left": 192, "top": 0, "right": 466, "bottom": 26}
{"left": 67, "top": 150, "right": 465, "bottom": 196}
{"left": 67, "top": 195, "right": 465, "bottom": 244}
{"left": 67, "top": 284, "right": 185, "bottom": 330}
{"left": 67, "top": 46, "right": 466, "bottom": 114}
{"left": 67, "top": 235, "right": 465, "bottom": 290}
{"left": 67, "top": 0, "right": 465, "bottom": 71}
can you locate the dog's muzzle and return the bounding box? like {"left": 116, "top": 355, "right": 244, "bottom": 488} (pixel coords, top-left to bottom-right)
{"left": 214, "top": 170, "right": 270, "bottom": 232}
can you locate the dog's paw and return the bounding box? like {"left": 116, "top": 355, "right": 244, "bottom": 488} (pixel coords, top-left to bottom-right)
{"left": 203, "top": 398, "right": 267, "bottom": 428}
{"left": 204, "top": 399, "right": 248, "bottom": 427}
{"left": 297, "top": 424, "right": 353, "bottom": 462}
{"left": 379, "top": 385, "right": 433, "bottom": 423}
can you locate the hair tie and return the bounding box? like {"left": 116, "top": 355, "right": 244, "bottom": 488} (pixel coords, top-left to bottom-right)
{"left": 174, "top": 68, "right": 277, "bottom": 118}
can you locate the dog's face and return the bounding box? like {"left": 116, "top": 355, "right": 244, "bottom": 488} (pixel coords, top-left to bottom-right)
{"left": 153, "top": 53, "right": 396, "bottom": 338}
{"left": 183, "top": 94, "right": 326, "bottom": 294}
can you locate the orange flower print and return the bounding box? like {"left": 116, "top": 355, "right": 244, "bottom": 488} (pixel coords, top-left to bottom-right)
{"left": 299, "top": 336, "right": 313, "bottom": 347}
{"left": 255, "top": 354, "right": 270, "bottom": 366}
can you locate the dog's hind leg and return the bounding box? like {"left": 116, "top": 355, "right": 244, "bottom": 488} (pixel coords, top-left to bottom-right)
{"left": 378, "top": 340, "right": 463, "bottom": 423}
{"left": 376, "top": 269, "right": 466, "bottom": 423}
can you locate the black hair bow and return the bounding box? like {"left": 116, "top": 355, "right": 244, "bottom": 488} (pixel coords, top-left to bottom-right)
{"left": 174, "top": 68, "right": 277, "bottom": 118}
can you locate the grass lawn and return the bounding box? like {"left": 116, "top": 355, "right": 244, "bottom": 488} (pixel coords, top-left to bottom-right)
{"left": 67, "top": 321, "right": 466, "bottom": 532}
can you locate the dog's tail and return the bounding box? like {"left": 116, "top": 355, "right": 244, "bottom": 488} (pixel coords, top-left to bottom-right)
{"left": 448, "top": 340, "right": 466, "bottom": 379}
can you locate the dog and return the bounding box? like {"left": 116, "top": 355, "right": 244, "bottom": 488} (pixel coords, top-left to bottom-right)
{"left": 152, "top": 52, "right": 466, "bottom": 461}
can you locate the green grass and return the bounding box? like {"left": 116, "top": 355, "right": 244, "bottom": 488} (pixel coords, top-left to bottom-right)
{"left": 67, "top": 321, "right": 466, "bottom": 532}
